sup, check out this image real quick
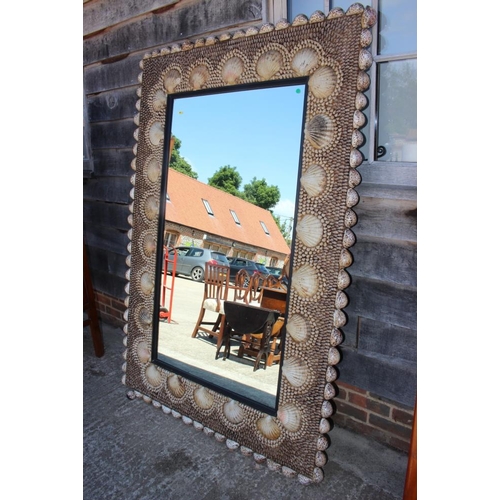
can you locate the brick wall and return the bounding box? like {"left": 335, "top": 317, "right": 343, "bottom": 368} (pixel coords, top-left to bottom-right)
{"left": 333, "top": 380, "right": 415, "bottom": 453}
{"left": 95, "top": 291, "right": 126, "bottom": 328}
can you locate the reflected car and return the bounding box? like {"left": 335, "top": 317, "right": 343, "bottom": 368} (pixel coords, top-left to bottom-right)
{"left": 166, "top": 246, "right": 229, "bottom": 282}
{"left": 226, "top": 257, "right": 261, "bottom": 283}
{"left": 266, "top": 266, "right": 282, "bottom": 277}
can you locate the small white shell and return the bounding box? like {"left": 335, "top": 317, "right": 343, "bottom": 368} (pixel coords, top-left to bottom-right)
{"left": 337, "top": 269, "right": 351, "bottom": 289}
{"left": 343, "top": 228, "right": 356, "bottom": 248}
{"left": 240, "top": 446, "right": 253, "bottom": 456}
{"left": 291, "top": 47, "right": 319, "bottom": 76}
{"left": 253, "top": 453, "right": 267, "bottom": 464}
{"left": 309, "top": 10, "right": 326, "bottom": 23}
{"left": 137, "top": 341, "right": 151, "bottom": 364}
{"left": 142, "top": 233, "right": 156, "bottom": 257}
{"left": 355, "top": 92, "right": 368, "bottom": 110}
{"left": 359, "top": 49, "right": 373, "bottom": 70}
{"left": 167, "top": 374, "right": 186, "bottom": 398}
{"left": 309, "top": 66, "right": 338, "bottom": 99}
{"left": 300, "top": 164, "right": 327, "bottom": 197}
{"left": 353, "top": 110, "right": 367, "bottom": 129}
{"left": 256, "top": 50, "right": 283, "bottom": 80}
{"left": 189, "top": 64, "right": 210, "bottom": 90}
{"left": 346, "top": 188, "right": 360, "bottom": 208}
{"left": 286, "top": 314, "right": 310, "bottom": 343}
{"left": 319, "top": 418, "right": 332, "bottom": 434}
{"left": 267, "top": 460, "right": 281, "bottom": 472}
{"left": 221, "top": 56, "right": 245, "bottom": 84}
{"left": 152, "top": 89, "right": 167, "bottom": 112}
{"left": 360, "top": 29, "right": 372, "bottom": 48}
{"left": 282, "top": 356, "right": 309, "bottom": 388}
{"left": 256, "top": 415, "right": 281, "bottom": 440}
{"left": 331, "top": 328, "right": 344, "bottom": 346}
{"left": 346, "top": 3, "right": 364, "bottom": 15}
{"left": 327, "top": 7, "right": 344, "bottom": 19}
{"left": 163, "top": 69, "right": 181, "bottom": 93}
{"left": 357, "top": 71, "right": 370, "bottom": 91}
{"left": 140, "top": 272, "right": 154, "bottom": 295}
{"left": 335, "top": 291, "right": 349, "bottom": 309}
{"left": 277, "top": 403, "right": 302, "bottom": 433}
{"left": 352, "top": 130, "right": 364, "bottom": 148}
{"left": 259, "top": 23, "right": 274, "bottom": 33}
{"left": 344, "top": 209, "right": 358, "bottom": 228}
{"left": 145, "top": 364, "right": 163, "bottom": 387}
{"left": 315, "top": 451, "right": 328, "bottom": 467}
{"left": 275, "top": 19, "right": 290, "bottom": 30}
{"left": 223, "top": 400, "right": 245, "bottom": 424}
{"left": 193, "top": 387, "right": 214, "bottom": 410}
{"left": 291, "top": 264, "right": 319, "bottom": 298}
{"left": 306, "top": 114, "right": 335, "bottom": 149}
{"left": 182, "top": 415, "right": 193, "bottom": 425}
{"left": 333, "top": 309, "right": 347, "bottom": 328}
{"left": 144, "top": 195, "right": 159, "bottom": 221}
{"left": 291, "top": 13, "right": 308, "bottom": 26}
{"left": 146, "top": 157, "right": 161, "bottom": 183}
{"left": 296, "top": 214, "right": 323, "bottom": 248}
{"left": 362, "top": 6, "right": 378, "bottom": 28}
{"left": 282, "top": 466, "right": 297, "bottom": 478}
{"left": 138, "top": 307, "right": 152, "bottom": 327}
{"left": 350, "top": 149, "right": 363, "bottom": 168}
{"left": 339, "top": 248, "right": 353, "bottom": 268}
{"left": 226, "top": 439, "right": 239, "bottom": 451}
{"left": 329, "top": 347, "right": 341, "bottom": 365}
{"left": 149, "top": 121, "right": 164, "bottom": 146}
{"left": 324, "top": 383, "right": 336, "bottom": 400}
{"left": 215, "top": 432, "right": 226, "bottom": 443}
{"left": 321, "top": 401, "right": 334, "bottom": 418}
{"left": 326, "top": 365, "right": 338, "bottom": 382}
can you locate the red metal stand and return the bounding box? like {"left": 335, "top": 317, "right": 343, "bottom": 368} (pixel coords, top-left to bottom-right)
{"left": 160, "top": 248, "right": 177, "bottom": 323}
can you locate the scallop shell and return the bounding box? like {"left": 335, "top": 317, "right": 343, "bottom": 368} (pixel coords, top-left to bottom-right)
{"left": 331, "top": 328, "right": 344, "bottom": 347}
{"left": 291, "top": 47, "right": 319, "bottom": 76}
{"left": 335, "top": 291, "right": 349, "bottom": 309}
{"left": 152, "top": 89, "right": 167, "bottom": 112}
{"left": 189, "top": 64, "right": 209, "bottom": 90}
{"left": 256, "top": 415, "right": 281, "bottom": 440}
{"left": 140, "top": 272, "right": 154, "bottom": 295}
{"left": 277, "top": 403, "right": 302, "bottom": 433}
{"left": 143, "top": 233, "right": 156, "bottom": 257}
{"left": 167, "top": 374, "right": 186, "bottom": 398}
{"left": 300, "top": 164, "right": 327, "bottom": 197}
{"left": 223, "top": 400, "right": 245, "bottom": 424}
{"left": 305, "top": 114, "right": 335, "bottom": 149}
{"left": 256, "top": 50, "right": 283, "bottom": 80}
{"left": 282, "top": 356, "right": 309, "bottom": 388}
{"left": 145, "top": 364, "right": 163, "bottom": 387}
{"left": 296, "top": 214, "right": 323, "bottom": 248}
{"left": 163, "top": 69, "right": 181, "bottom": 93}
{"left": 146, "top": 157, "right": 161, "bottom": 183}
{"left": 333, "top": 309, "right": 347, "bottom": 328}
{"left": 221, "top": 56, "right": 245, "bottom": 84}
{"left": 149, "top": 121, "right": 164, "bottom": 146}
{"left": 309, "top": 66, "right": 338, "bottom": 99}
{"left": 137, "top": 341, "right": 150, "bottom": 364}
{"left": 291, "top": 264, "right": 319, "bottom": 298}
{"left": 193, "top": 387, "right": 214, "bottom": 410}
{"left": 339, "top": 248, "right": 353, "bottom": 268}
{"left": 144, "top": 195, "right": 159, "bottom": 221}
{"left": 286, "top": 314, "right": 310, "bottom": 343}
{"left": 138, "top": 307, "right": 153, "bottom": 327}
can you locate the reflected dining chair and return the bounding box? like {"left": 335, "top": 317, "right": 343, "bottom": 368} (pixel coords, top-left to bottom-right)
{"left": 229, "top": 268, "right": 252, "bottom": 304}
{"left": 216, "top": 301, "right": 281, "bottom": 371}
{"left": 191, "top": 262, "right": 230, "bottom": 352}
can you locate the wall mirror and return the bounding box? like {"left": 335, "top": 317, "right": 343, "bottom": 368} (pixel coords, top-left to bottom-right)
{"left": 124, "top": 5, "right": 376, "bottom": 484}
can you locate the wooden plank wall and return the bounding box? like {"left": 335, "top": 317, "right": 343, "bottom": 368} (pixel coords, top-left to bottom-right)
{"left": 83, "top": 0, "right": 416, "bottom": 409}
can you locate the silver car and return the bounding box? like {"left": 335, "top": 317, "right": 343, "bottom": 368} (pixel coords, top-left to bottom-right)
{"left": 166, "top": 246, "right": 229, "bottom": 282}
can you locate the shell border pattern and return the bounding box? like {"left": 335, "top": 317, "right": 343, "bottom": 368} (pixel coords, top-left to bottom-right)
{"left": 123, "top": 5, "right": 376, "bottom": 484}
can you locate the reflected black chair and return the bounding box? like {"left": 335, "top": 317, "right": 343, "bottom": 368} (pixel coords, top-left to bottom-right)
{"left": 216, "top": 301, "right": 280, "bottom": 371}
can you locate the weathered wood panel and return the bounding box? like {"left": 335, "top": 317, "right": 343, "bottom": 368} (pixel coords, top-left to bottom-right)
{"left": 358, "top": 162, "right": 416, "bottom": 187}
{"left": 86, "top": 244, "right": 129, "bottom": 282}
{"left": 88, "top": 87, "right": 138, "bottom": 122}
{"left": 92, "top": 268, "right": 129, "bottom": 301}
{"left": 92, "top": 149, "right": 135, "bottom": 177}
{"left": 84, "top": 55, "right": 143, "bottom": 93}
{"left": 83, "top": 0, "right": 263, "bottom": 65}
{"left": 84, "top": 0, "right": 180, "bottom": 36}
{"left": 83, "top": 176, "right": 132, "bottom": 204}
{"left": 84, "top": 225, "right": 130, "bottom": 257}
{"left": 90, "top": 120, "right": 136, "bottom": 149}
{"left": 83, "top": 200, "right": 131, "bottom": 232}
{"left": 339, "top": 348, "right": 417, "bottom": 408}
{"left": 348, "top": 237, "right": 416, "bottom": 287}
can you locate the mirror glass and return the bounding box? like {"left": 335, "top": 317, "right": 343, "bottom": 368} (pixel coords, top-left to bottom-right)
{"left": 152, "top": 82, "right": 307, "bottom": 413}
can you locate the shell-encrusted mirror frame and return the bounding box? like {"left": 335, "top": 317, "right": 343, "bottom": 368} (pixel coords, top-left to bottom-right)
{"left": 123, "top": 4, "right": 376, "bottom": 483}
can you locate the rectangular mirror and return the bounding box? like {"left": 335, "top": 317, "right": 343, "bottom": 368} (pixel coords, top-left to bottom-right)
{"left": 124, "top": 6, "right": 377, "bottom": 484}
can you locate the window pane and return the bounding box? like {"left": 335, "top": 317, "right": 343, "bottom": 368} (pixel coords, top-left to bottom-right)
{"left": 329, "top": 1, "right": 354, "bottom": 12}
{"left": 376, "top": 59, "right": 417, "bottom": 162}
{"left": 378, "top": 0, "right": 417, "bottom": 55}
{"left": 288, "top": 0, "right": 323, "bottom": 19}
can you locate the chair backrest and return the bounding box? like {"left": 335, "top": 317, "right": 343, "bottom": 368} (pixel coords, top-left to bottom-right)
{"left": 232, "top": 268, "right": 252, "bottom": 303}
{"left": 203, "top": 262, "right": 230, "bottom": 309}
{"left": 261, "top": 274, "right": 282, "bottom": 290}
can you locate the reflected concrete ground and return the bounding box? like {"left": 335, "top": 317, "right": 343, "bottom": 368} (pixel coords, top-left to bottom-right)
{"left": 157, "top": 274, "right": 280, "bottom": 408}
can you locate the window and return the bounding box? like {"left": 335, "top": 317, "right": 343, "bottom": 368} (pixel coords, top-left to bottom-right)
{"left": 230, "top": 209, "right": 241, "bottom": 225}
{"left": 202, "top": 199, "right": 214, "bottom": 216}
{"left": 287, "top": 0, "right": 417, "bottom": 164}
{"left": 260, "top": 221, "right": 270, "bottom": 235}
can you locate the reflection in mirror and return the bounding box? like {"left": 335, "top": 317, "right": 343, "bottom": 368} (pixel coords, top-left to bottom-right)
{"left": 152, "top": 82, "right": 307, "bottom": 413}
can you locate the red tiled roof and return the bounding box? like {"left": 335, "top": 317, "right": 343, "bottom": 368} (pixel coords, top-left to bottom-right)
{"left": 165, "top": 169, "right": 290, "bottom": 255}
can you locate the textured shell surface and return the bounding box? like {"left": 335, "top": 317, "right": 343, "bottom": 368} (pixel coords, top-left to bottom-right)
{"left": 256, "top": 50, "right": 283, "bottom": 80}
{"left": 296, "top": 214, "right": 323, "bottom": 248}
{"left": 309, "top": 10, "right": 326, "bottom": 23}
{"left": 337, "top": 269, "right": 351, "bottom": 289}
{"left": 146, "top": 157, "right": 161, "bottom": 183}
{"left": 343, "top": 228, "right": 356, "bottom": 248}
{"left": 329, "top": 347, "right": 341, "bottom": 365}
{"left": 140, "top": 272, "right": 155, "bottom": 295}
{"left": 193, "top": 387, "right": 214, "bottom": 410}
{"left": 321, "top": 400, "right": 334, "bottom": 418}
{"left": 325, "top": 365, "right": 338, "bottom": 382}
{"left": 145, "top": 364, "right": 163, "bottom": 387}
{"left": 291, "top": 264, "right": 319, "bottom": 298}
{"left": 319, "top": 417, "right": 332, "bottom": 434}
{"left": 163, "top": 68, "right": 181, "bottom": 93}
{"left": 138, "top": 307, "right": 153, "bottom": 327}
{"left": 142, "top": 233, "right": 156, "bottom": 257}
{"left": 256, "top": 415, "right": 281, "bottom": 440}
{"left": 350, "top": 149, "right": 363, "bottom": 168}
{"left": 333, "top": 309, "right": 347, "bottom": 328}
{"left": 344, "top": 208, "right": 358, "bottom": 227}
{"left": 339, "top": 248, "right": 353, "bottom": 268}
{"left": 189, "top": 64, "right": 210, "bottom": 90}
{"left": 335, "top": 290, "right": 349, "bottom": 309}
{"left": 355, "top": 92, "right": 368, "bottom": 110}
{"left": 144, "top": 195, "right": 159, "bottom": 221}
{"left": 291, "top": 13, "right": 308, "bottom": 26}
{"left": 291, "top": 47, "right": 319, "bottom": 76}
{"left": 300, "top": 164, "right": 327, "bottom": 197}
{"left": 286, "top": 313, "right": 310, "bottom": 343}
{"left": 282, "top": 356, "right": 309, "bottom": 388}
{"left": 223, "top": 399, "right": 245, "bottom": 424}
{"left": 221, "top": 56, "right": 245, "bottom": 84}
{"left": 315, "top": 451, "right": 328, "bottom": 467}
{"left": 352, "top": 129, "right": 364, "bottom": 148}
{"left": 305, "top": 114, "right": 335, "bottom": 149}
{"left": 357, "top": 71, "right": 370, "bottom": 91}
{"left": 167, "top": 374, "right": 186, "bottom": 398}
{"left": 327, "top": 7, "right": 345, "bottom": 19}
{"left": 346, "top": 188, "right": 360, "bottom": 208}
{"left": 152, "top": 89, "right": 167, "bottom": 112}
{"left": 149, "top": 121, "right": 164, "bottom": 146}
{"left": 137, "top": 341, "right": 151, "bottom": 364}
{"left": 277, "top": 403, "right": 302, "bottom": 433}
{"left": 330, "top": 328, "right": 344, "bottom": 346}
{"left": 309, "top": 66, "right": 338, "bottom": 99}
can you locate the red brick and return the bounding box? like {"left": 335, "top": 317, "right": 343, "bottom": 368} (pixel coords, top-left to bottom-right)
{"left": 336, "top": 381, "right": 367, "bottom": 395}
{"left": 387, "top": 434, "right": 410, "bottom": 453}
{"left": 393, "top": 407, "right": 414, "bottom": 426}
{"left": 366, "top": 398, "right": 391, "bottom": 417}
{"left": 369, "top": 414, "right": 412, "bottom": 440}
{"left": 336, "top": 400, "right": 368, "bottom": 423}
{"left": 96, "top": 294, "right": 111, "bottom": 306}
{"left": 348, "top": 392, "right": 368, "bottom": 408}
{"left": 336, "top": 386, "right": 348, "bottom": 400}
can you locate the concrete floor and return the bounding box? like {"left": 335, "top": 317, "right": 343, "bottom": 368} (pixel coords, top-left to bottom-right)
{"left": 84, "top": 322, "right": 409, "bottom": 499}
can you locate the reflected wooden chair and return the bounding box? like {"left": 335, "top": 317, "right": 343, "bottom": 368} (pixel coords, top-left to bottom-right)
{"left": 216, "top": 301, "right": 281, "bottom": 371}
{"left": 191, "top": 262, "right": 230, "bottom": 352}
{"left": 229, "top": 268, "right": 252, "bottom": 304}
